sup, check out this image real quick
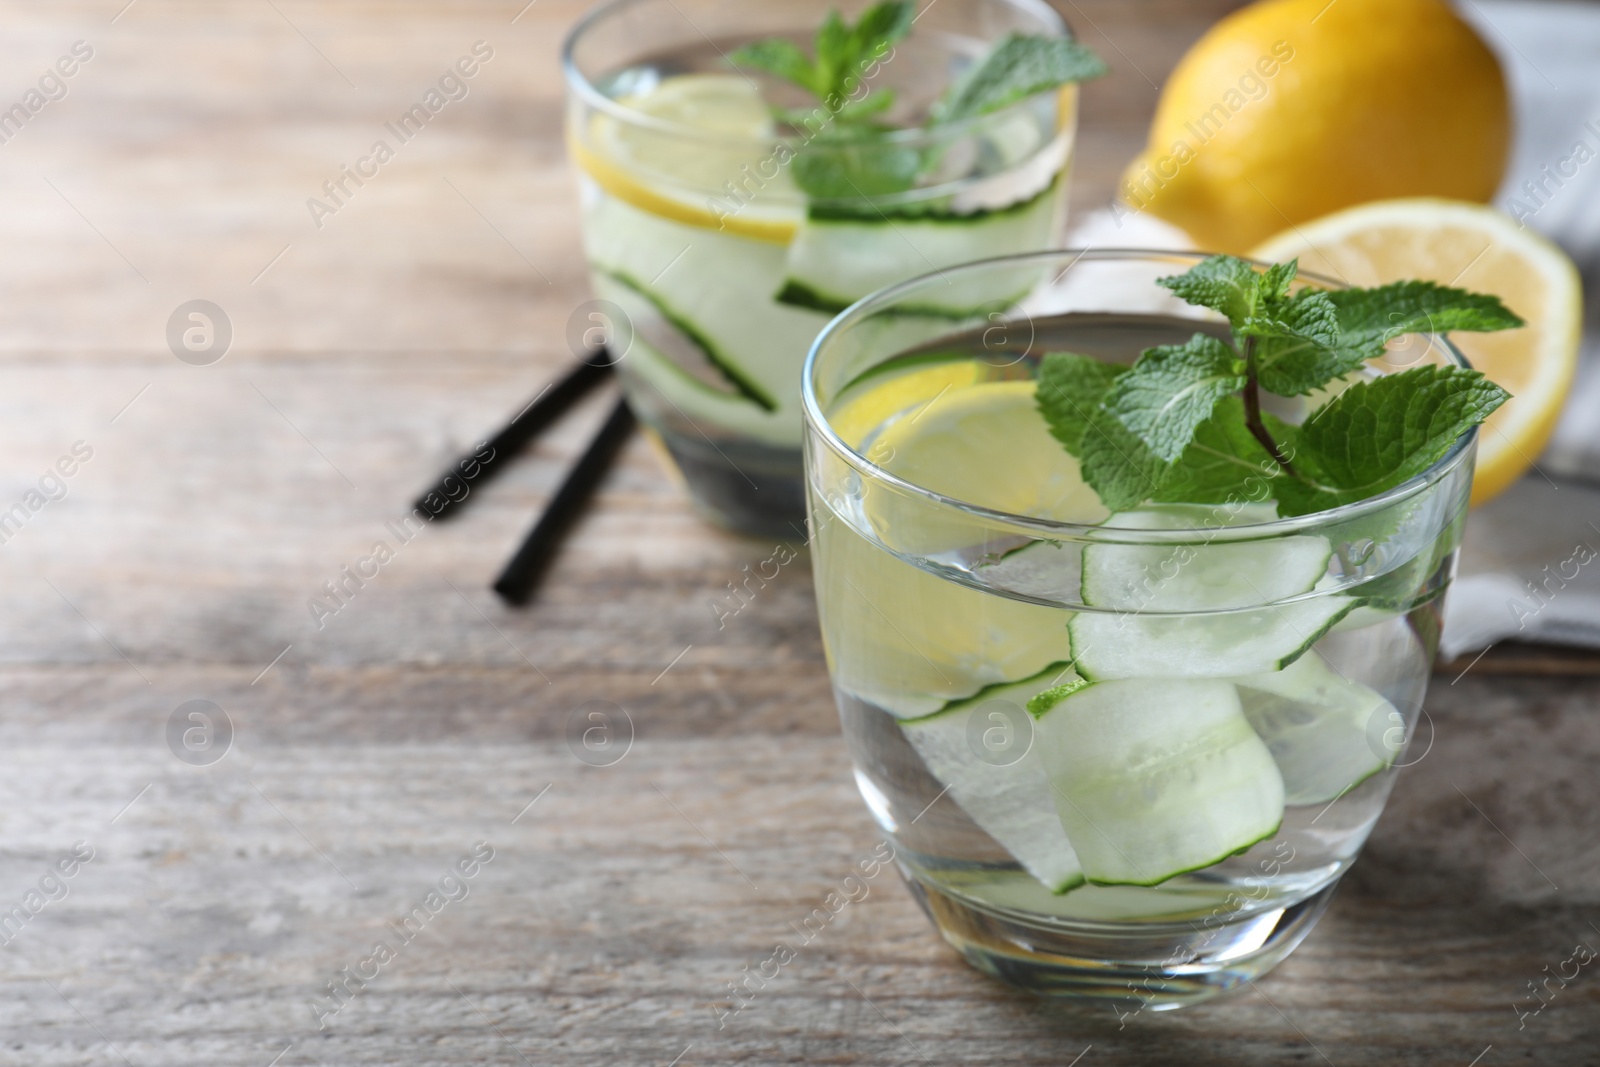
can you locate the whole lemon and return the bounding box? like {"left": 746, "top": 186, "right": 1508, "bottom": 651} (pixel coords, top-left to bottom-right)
{"left": 1120, "top": 0, "right": 1510, "bottom": 253}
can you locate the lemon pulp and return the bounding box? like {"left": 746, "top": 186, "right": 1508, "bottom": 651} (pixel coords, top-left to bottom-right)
{"left": 571, "top": 74, "right": 802, "bottom": 243}
{"left": 1252, "top": 198, "right": 1582, "bottom": 506}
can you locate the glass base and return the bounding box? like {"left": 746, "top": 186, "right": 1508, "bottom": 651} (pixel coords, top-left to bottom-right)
{"left": 653, "top": 424, "right": 806, "bottom": 539}
{"left": 902, "top": 871, "right": 1339, "bottom": 1010}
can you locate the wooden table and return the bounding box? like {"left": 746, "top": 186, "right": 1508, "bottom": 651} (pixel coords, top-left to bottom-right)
{"left": 0, "top": 1, "right": 1595, "bottom": 1063}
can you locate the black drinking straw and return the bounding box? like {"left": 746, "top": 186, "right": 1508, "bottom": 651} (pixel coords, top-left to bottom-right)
{"left": 492, "top": 397, "right": 637, "bottom": 606}
{"left": 415, "top": 348, "right": 615, "bottom": 521}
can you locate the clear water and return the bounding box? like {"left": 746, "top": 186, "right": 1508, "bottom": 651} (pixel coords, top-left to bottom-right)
{"left": 810, "top": 312, "right": 1454, "bottom": 929}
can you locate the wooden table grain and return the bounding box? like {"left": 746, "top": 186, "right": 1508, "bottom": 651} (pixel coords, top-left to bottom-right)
{"left": 0, "top": 2, "right": 1595, "bottom": 1064}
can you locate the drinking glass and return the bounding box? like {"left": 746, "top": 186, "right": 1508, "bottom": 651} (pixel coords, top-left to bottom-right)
{"left": 563, "top": 0, "right": 1078, "bottom": 536}
{"left": 802, "top": 250, "right": 1474, "bottom": 1006}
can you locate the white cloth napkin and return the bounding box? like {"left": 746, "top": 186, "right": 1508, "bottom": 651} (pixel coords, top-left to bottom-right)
{"left": 1466, "top": 0, "right": 1600, "bottom": 486}
{"left": 1063, "top": 0, "right": 1600, "bottom": 658}
{"left": 1440, "top": 0, "right": 1600, "bottom": 657}
{"left": 1438, "top": 478, "right": 1600, "bottom": 658}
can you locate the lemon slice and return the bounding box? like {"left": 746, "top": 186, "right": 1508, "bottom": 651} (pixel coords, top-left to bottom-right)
{"left": 1251, "top": 199, "right": 1582, "bottom": 505}
{"left": 570, "top": 73, "right": 802, "bottom": 243}
{"left": 829, "top": 359, "right": 989, "bottom": 449}
{"left": 813, "top": 377, "right": 1093, "bottom": 717}
{"left": 858, "top": 377, "right": 1106, "bottom": 558}
{"left": 871, "top": 379, "right": 1107, "bottom": 523}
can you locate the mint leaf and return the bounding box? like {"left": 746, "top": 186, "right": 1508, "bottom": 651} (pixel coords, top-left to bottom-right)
{"left": 732, "top": 2, "right": 911, "bottom": 113}
{"left": 735, "top": 13, "right": 1100, "bottom": 207}
{"left": 1163, "top": 264, "right": 1527, "bottom": 399}
{"left": 1036, "top": 352, "right": 1126, "bottom": 454}
{"left": 1078, "top": 405, "right": 1170, "bottom": 512}
{"left": 847, "top": 1, "right": 915, "bottom": 63}
{"left": 1037, "top": 353, "right": 1163, "bottom": 511}
{"left": 790, "top": 134, "right": 922, "bottom": 198}
{"left": 729, "top": 39, "right": 819, "bottom": 95}
{"left": 1271, "top": 365, "right": 1510, "bottom": 517}
{"left": 1156, "top": 254, "right": 1263, "bottom": 323}
{"left": 1257, "top": 259, "right": 1298, "bottom": 307}
{"left": 836, "top": 88, "right": 896, "bottom": 122}
{"left": 1153, "top": 397, "right": 1285, "bottom": 505}
{"left": 1243, "top": 290, "right": 1350, "bottom": 396}
{"left": 1249, "top": 280, "right": 1526, "bottom": 398}
{"left": 814, "top": 10, "right": 852, "bottom": 100}
{"left": 1105, "top": 333, "right": 1247, "bottom": 461}
{"left": 818, "top": 2, "right": 911, "bottom": 107}
{"left": 933, "top": 34, "right": 1108, "bottom": 124}
{"left": 1327, "top": 280, "right": 1525, "bottom": 360}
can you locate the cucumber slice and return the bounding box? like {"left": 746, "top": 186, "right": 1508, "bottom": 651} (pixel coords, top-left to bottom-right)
{"left": 900, "top": 661, "right": 1082, "bottom": 723}
{"left": 1081, "top": 527, "right": 1333, "bottom": 613}
{"left": 777, "top": 179, "right": 1062, "bottom": 317}
{"left": 1330, "top": 603, "right": 1402, "bottom": 633}
{"left": 1234, "top": 653, "right": 1401, "bottom": 805}
{"left": 902, "top": 667, "right": 1087, "bottom": 893}
{"left": 591, "top": 272, "right": 776, "bottom": 410}
{"left": 596, "top": 316, "right": 800, "bottom": 442}
{"left": 1069, "top": 595, "right": 1356, "bottom": 681}
{"left": 1034, "top": 679, "right": 1285, "bottom": 887}
{"left": 908, "top": 662, "right": 1081, "bottom": 889}
{"left": 582, "top": 193, "right": 828, "bottom": 412}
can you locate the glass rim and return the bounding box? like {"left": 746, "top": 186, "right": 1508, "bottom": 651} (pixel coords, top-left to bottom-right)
{"left": 559, "top": 0, "right": 1072, "bottom": 150}
{"left": 802, "top": 247, "right": 1479, "bottom": 543}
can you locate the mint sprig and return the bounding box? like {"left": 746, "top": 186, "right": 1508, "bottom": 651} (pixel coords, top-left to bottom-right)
{"left": 1037, "top": 255, "right": 1523, "bottom": 518}
{"left": 730, "top": 2, "right": 913, "bottom": 124}
{"left": 932, "top": 34, "right": 1107, "bottom": 124}
{"left": 730, "top": 5, "right": 1104, "bottom": 200}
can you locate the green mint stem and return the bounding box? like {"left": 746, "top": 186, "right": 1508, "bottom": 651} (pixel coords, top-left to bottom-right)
{"left": 1240, "top": 338, "right": 1298, "bottom": 478}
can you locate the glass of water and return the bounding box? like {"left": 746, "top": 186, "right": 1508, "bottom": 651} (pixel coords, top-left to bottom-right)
{"left": 562, "top": 0, "right": 1078, "bottom": 535}
{"left": 802, "top": 249, "right": 1472, "bottom": 1006}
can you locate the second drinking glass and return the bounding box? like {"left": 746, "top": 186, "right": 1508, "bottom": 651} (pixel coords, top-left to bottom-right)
{"left": 562, "top": 0, "right": 1081, "bottom": 535}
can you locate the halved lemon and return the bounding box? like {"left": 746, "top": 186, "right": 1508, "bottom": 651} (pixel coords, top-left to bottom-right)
{"left": 569, "top": 73, "right": 802, "bottom": 244}
{"left": 1252, "top": 199, "right": 1583, "bottom": 505}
